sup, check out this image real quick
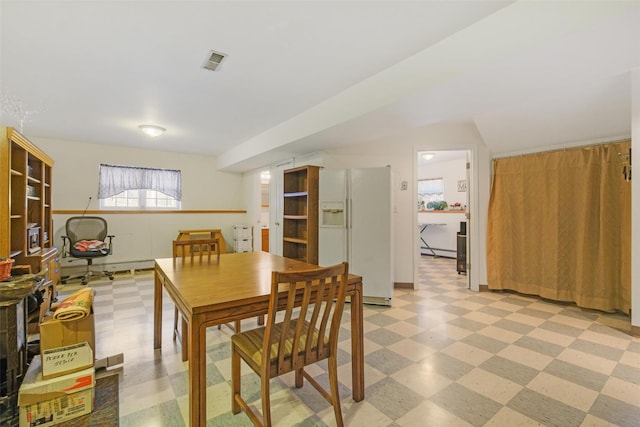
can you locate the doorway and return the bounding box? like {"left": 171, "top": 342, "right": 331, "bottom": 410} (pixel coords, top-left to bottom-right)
{"left": 416, "top": 150, "right": 470, "bottom": 289}
{"left": 269, "top": 160, "right": 294, "bottom": 255}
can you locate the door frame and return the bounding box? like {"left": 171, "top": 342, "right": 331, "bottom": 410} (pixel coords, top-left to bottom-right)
{"left": 413, "top": 146, "right": 477, "bottom": 291}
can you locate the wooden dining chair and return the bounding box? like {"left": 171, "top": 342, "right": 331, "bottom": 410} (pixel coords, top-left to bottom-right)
{"left": 231, "top": 262, "right": 349, "bottom": 427}
{"left": 172, "top": 238, "right": 220, "bottom": 264}
{"left": 172, "top": 238, "right": 240, "bottom": 361}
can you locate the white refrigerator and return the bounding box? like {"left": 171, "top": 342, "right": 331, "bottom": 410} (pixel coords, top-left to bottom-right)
{"left": 318, "top": 167, "right": 393, "bottom": 306}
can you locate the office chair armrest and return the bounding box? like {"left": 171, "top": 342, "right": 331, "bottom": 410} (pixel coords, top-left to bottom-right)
{"left": 106, "top": 235, "right": 115, "bottom": 252}
{"left": 61, "top": 235, "right": 70, "bottom": 258}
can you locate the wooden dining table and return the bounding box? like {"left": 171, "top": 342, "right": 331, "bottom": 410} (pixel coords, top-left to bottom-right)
{"left": 153, "top": 251, "right": 365, "bottom": 426}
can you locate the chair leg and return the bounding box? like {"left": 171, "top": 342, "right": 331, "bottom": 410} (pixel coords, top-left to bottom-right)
{"left": 328, "top": 355, "right": 344, "bottom": 427}
{"left": 173, "top": 307, "right": 189, "bottom": 361}
{"left": 261, "top": 375, "right": 272, "bottom": 427}
{"left": 295, "top": 368, "right": 304, "bottom": 388}
{"left": 231, "top": 344, "right": 241, "bottom": 414}
{"left": 173, "top": 307, "right": 179, "bottom": 341}
{"left": 181, "top": 317, "right": 188, "bottom": 362}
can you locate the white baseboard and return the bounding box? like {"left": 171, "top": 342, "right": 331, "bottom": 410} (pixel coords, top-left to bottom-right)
{"left": 345, "top": 295, "right": 392, "bottom": 306}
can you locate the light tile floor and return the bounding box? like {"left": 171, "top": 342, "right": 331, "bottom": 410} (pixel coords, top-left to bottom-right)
{"left": 58, "top": 256, "right": 640, "bottom": 426}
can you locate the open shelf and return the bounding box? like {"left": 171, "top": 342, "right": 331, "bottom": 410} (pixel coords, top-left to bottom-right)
{"left": 281, "top": 165, "right": 320, "bottom": 264}
{"left": 1, "top": 126, "right": 58, "bottom": 288}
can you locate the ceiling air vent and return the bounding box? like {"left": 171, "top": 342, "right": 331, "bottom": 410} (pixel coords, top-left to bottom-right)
{"left": 203, "top": 50, "right": 226, "bottom": 71}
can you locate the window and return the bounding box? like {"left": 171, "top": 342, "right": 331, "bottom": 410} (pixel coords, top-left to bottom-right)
{"left": 98, "top": 164, "right": 181, "bottom": 209}
{"left": 418, "top": 178, "right": 444, "bottom": 209}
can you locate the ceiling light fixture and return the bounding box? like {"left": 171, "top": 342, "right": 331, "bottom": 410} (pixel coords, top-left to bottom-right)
{"left": 422, "top": 153, "right": 436, "bottom": 161}
{"left": 138, "top": 124, "right": 166, "bottom": 137}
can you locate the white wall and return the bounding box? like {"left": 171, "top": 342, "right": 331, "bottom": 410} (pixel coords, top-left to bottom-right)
{"left": 320, "top": 121, "right": 491, "bottom": 290}
{"left": 418, "top": 156, "right": 467, "bottom": 256}
{"left": 32, "top": 118, "right": 633, "bottom": 323}
{"left": 33, "top": 123, "right": 493, "bottom": 292}
{"left": 32, "top": 137, "right": 247, "bottom": 272}
{"left": 418, "top": 156, "right": 468, "bottom": 206}
{"left": 320, "top": 148, "right": 412, "bottom": 283}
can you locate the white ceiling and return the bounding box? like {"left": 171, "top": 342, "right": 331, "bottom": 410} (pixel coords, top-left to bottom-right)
{"left": 418, "top": 150, "right": 467, "bottom": 168}
{"left": 1, "top": 1, "right": 638, "bottom": 172}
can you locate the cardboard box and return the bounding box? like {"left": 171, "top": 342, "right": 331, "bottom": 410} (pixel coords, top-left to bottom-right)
{"left": 19, "top": 387, "right": 94, "bottom": 427}
{"left": 41, "top": 342, "right": 94, "bottom": 380}
{"left": 39, "top": 311, "right": 95, "bottom": 374}
{"left": 19, "top": 355, "right": 95, "bottom": 406}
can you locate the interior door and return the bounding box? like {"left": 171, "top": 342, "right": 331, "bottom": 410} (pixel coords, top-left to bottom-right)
{"left": 269, "top": 160, "right": 293, "bottom": 255}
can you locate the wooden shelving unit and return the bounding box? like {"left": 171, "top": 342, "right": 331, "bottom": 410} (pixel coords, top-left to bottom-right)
{"left": 1, "top": 127, "right": 59, "bottom": 291}
{"left": 282, "top": 165, "right": 320, "bottom": 264}
{"left": 1, "top": 127, "right": 60, "bottom": 425}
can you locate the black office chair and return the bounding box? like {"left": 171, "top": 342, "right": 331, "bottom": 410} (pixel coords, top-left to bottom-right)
{"left": 61, "top": 216, "right": 115, "bottom": 285}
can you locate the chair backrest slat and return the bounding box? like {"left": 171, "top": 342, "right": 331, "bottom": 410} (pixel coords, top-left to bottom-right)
{"left": 315, "top": 276, "right": 337, "bottom": 357}
{"left": 265, "top": 262, "right": 349, "bottom": 375}
{"left": 276, "top": 283, "right": 297, "bottom": 373}
{"left": 172, "top": 238, "right": 220, "bottom": 263}
{"left": 306, "top": 283, "right": 322, "bottom": 362}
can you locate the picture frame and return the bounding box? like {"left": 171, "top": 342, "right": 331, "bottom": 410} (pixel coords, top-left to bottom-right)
{"left": 457, "top": 180, "right": 468, "bottom": 192}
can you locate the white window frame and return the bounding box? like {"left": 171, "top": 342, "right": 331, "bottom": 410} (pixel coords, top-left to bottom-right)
{"left": 98, "top": 164, "right": 182, "bottom": 210}
{"left": 99, "top": 189, "right": 181, "bottom": 210}
{"left": 418, "top": 177, "right": 444, "bottom": 209}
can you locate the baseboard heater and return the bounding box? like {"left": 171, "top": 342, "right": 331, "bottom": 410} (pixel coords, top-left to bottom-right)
{"left": 60, "top": 259, "right": 155, "bottom": 276}
{"left": 421, "top": 246, "right": 456, "bottom": 253}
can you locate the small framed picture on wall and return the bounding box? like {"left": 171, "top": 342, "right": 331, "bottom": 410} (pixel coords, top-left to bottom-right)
{"left": 457, "top": 180, "right": 468, "bottom": 192}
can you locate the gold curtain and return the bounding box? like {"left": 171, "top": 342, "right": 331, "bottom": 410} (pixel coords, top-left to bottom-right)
{"left": 486, "top": 140, "right": 631, "bottom": 313}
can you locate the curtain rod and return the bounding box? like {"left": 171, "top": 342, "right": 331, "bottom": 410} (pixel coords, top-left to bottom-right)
{"left": 100, "top": 163, "right": 180, "bottom": 173}
{"left": 493, "top": 138, "right": 631, "bottom": 160}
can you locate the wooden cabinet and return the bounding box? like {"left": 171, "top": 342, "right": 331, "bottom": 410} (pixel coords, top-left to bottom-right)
{"left": 0, "top": 127, "right": 57, "bottom": 290}
{"left": 261, "top": 228, "right": 269, "bottom": 252}
{"left": 282, "top": 165, "right": 320, "bottom": 264}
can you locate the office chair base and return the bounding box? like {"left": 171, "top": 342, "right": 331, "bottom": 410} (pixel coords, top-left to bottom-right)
{"left": 61, "top": 270, "right": 114, "bottom": 285}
